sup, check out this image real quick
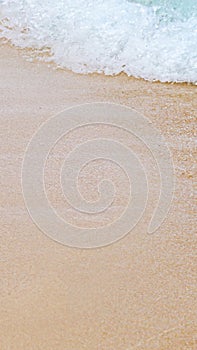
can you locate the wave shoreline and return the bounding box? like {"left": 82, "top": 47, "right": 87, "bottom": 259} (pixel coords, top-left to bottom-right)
{"left": 0, "top": 0, "right": 197, "bottom": 84}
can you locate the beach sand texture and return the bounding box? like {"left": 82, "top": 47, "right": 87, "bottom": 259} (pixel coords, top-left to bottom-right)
{"left": 0, "top": 43, "right": 196, "bottom": 349}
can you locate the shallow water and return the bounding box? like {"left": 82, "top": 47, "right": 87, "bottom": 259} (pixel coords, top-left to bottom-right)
{"left": 0, "top": 0, "right": 197, "bottom": 83}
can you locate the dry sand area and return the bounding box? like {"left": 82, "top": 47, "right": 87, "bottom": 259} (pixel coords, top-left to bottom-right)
{"left": 0, "top": 43, "right": 196, "bottom": 349}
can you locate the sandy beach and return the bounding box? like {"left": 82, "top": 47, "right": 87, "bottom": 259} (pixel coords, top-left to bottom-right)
{"left": 0, "top": 42, "right": 196, "bottom": 349}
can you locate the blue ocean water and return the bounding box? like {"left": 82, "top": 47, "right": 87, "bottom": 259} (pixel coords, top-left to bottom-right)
{"left": 0, "top": 0, "right": 197, "bottom": 83}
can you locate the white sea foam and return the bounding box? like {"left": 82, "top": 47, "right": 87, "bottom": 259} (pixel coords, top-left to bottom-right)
{"left": 0, "top": 0, "right": 197, "bottom": 83}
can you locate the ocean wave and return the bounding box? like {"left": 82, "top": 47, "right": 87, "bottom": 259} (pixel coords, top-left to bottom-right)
{"left": 0, "top": 0, "right": 197, "bottom": 83}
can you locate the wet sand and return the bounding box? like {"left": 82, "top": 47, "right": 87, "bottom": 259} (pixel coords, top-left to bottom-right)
{"left": 0, "top": 43, "right": 196, "bottom": 349}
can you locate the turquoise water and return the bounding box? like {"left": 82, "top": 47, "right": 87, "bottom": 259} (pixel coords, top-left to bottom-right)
{"left": 0, "top": 0, "right": 197, "bottom": 83}
{"left": 134, "top": 0, "right": 197, "bottom": 18}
